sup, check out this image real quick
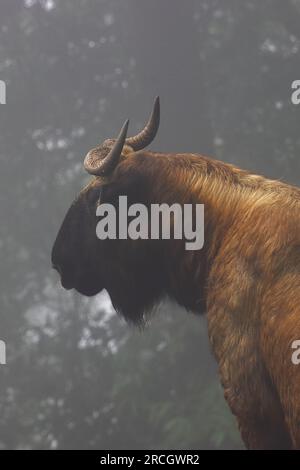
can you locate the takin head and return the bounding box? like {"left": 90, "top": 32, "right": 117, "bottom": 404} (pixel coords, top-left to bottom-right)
{"left": 52, "top": 97, "right": 165, "bottom": 324}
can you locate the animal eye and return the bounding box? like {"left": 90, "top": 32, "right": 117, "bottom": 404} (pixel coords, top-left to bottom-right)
{"left": 87, "top": 188, "right": 101, "bottom": 207}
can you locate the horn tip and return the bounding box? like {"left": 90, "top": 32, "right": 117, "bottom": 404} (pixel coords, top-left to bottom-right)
{"left": 119, "top": 119, "right": 129, "bottom": 138}
{"left": 122, "top": 119, "right": 130, "bottom": 133}
{"left": 154, "top": 96, "right": 160, "bottom": 119}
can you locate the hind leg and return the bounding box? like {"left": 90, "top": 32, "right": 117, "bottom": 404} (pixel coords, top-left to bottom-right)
{"left": 235, "top": 412, "right": 292, "bottom": 449}
{"left": 222, "top": 382, "right": 292, "bottom": 449}
{"left": 260, "top": 279, "right": 300, "bottom": 449}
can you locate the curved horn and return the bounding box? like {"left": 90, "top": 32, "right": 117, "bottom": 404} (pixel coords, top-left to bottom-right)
{"left": 126, "top": 96, "right": 160, "bottom": 151}
{"left": 84, "top": 119, "right": 129, "bottom": 176}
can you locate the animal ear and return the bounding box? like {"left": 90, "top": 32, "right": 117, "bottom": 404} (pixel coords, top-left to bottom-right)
{"left": 101, "top": 169, "right": 148, "bottom": 206}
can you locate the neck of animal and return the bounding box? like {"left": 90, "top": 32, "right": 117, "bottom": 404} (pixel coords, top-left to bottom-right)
{"left": 155, "top": 152, "right": 279, "bottom": 313}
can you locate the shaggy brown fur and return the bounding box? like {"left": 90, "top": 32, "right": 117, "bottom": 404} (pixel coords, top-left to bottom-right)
{"left": 52, "top": 149, "right": 300, "bottom": 449}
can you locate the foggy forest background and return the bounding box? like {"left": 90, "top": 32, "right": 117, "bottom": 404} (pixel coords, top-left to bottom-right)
{"left": 1, "top": 0, "right": 300, "bottom": 450}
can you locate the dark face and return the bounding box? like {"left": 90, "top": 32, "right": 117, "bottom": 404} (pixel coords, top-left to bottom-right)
{"left": 51, "top": 178, "right": 105, "bottom": 297}
{"left": 51, "top": 173, "right": 166, "bottom": 324}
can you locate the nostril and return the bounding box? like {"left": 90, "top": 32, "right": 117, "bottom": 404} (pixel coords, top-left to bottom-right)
{"left": 52, "top": 264, "right": 61, "bottom": 275}
{"left": 52, "top": 262, "right": 75, "bottom": 290}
